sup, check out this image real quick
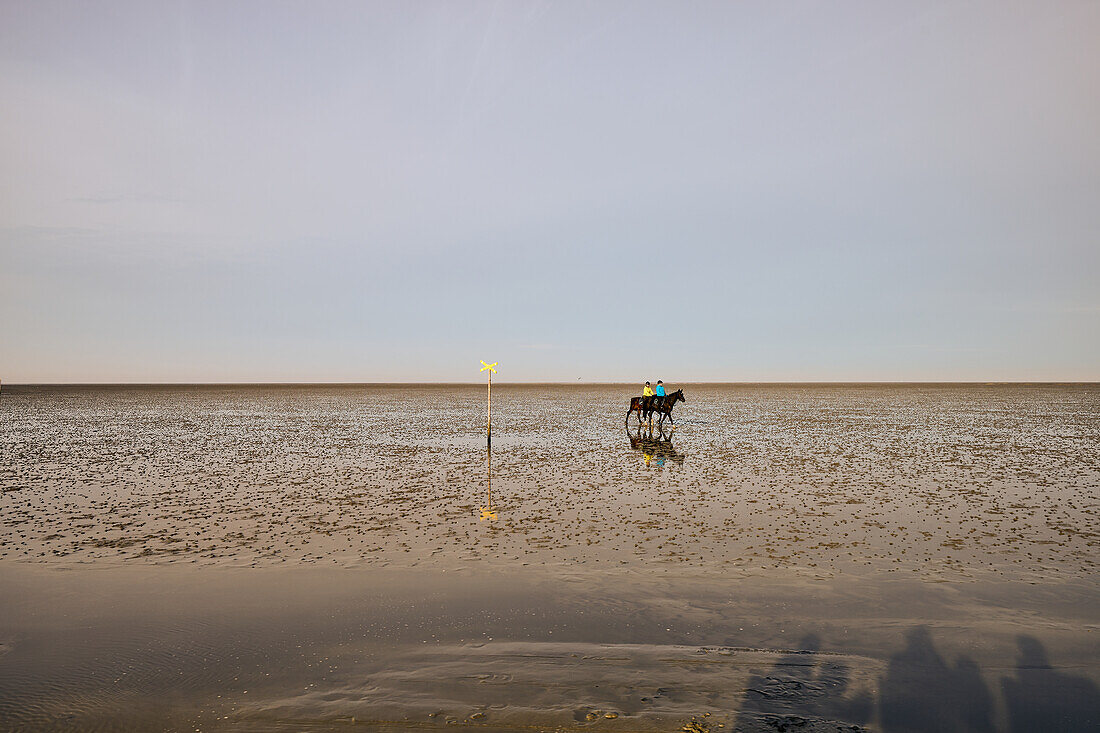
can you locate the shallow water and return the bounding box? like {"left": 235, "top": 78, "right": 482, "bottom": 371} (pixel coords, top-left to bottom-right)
{"left": 1, "top": 384, "right": 1098, "bottom": 730}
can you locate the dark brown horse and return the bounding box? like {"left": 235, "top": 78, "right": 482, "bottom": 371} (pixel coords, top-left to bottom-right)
{"left": 625, "top": 389, "right": 686, "bottom": 426}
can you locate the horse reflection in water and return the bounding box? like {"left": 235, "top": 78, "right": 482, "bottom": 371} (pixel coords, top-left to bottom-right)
{"left": 628, "top": 424, "right": 685, "bottom": 469}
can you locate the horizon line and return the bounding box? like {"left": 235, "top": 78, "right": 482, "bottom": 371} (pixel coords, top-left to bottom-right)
{"left": 3, "top": 380, "right": 1098, "bottom": 387}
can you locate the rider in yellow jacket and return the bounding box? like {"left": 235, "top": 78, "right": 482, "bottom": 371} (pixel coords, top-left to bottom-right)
{"left": 642, "top": 382, "right": 654, "bottom": 412}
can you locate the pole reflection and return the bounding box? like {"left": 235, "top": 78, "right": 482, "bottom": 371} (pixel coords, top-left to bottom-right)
{"left": 480, "top": 443, "right": 497, "bottom": 520}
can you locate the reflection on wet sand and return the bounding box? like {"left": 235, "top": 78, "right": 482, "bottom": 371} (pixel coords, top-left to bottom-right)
{"left": 480, "top": 444, "right": 497, "bottom": 521}
{"left": 628, "top": 424, "right": 685, "bottom": 469}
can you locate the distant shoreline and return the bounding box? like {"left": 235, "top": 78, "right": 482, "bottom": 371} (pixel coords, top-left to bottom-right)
{"left": 3, "top": 381, "right": 1098, "bottom": 387}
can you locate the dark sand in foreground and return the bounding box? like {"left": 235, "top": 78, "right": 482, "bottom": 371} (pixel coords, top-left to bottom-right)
{"left": 2, "top": 564, "right": 1097, "bottom": 731}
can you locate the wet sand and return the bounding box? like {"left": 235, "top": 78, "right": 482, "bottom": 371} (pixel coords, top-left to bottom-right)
{"left": 1, "top": 384, "right": 1098, "bottom": 730}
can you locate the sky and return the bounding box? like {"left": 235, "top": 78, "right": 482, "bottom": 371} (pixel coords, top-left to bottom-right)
{"left": 2, "top": 0, "right": 1098, "bottom": 383}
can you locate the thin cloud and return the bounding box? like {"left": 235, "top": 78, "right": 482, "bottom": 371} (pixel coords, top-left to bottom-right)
{"left": 66, "top": 194, "right": 186, "bottom": 205}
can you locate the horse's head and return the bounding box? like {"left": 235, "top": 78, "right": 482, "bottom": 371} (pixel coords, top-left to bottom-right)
{"left": 675, "top": 389, "right": 685, "bottom": 402}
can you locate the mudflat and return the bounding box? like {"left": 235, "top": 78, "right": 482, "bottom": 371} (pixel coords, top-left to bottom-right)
{"left": 1, "top": 384, "right": 1098, "bottom": 731}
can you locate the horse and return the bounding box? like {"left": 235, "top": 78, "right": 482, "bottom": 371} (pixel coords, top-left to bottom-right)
{"left": 648, "top": 389, "right": 685, "bottom": 426}
{"left": 625, "top": 396, "right": 648, "bottom": 425}
{"left": 625, "top": 389, "right": 685, "bottom": 426}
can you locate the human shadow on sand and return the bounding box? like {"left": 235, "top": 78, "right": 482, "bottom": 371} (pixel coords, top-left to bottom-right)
{"left": 878, "top": 626, "right": 1100, "bottom": 733}
{"left": 731, "top": 628, "right": 1098, "bottom": 733}
{"left": 879, "top": 626, "right": 994, "bottom": 732}
{"left": 1001, "top": 634, "right": 1100, "bottom": 732}
{"left": 733, "top": 633, "right": 873, "bottom": 732}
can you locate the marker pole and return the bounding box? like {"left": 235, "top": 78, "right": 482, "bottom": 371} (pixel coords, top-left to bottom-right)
{"left": 480, "top": 361, "right": 497, "bottom": 447}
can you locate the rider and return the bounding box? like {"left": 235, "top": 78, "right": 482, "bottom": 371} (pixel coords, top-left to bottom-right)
{"left": 642, "top": 381, "right": 654, "bottom": 412}
{"left": 654, "top": 380, "right": 666, "bottom": 409}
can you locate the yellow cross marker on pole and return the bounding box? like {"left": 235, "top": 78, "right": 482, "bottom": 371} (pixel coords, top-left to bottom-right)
{"left": 479, "top": 361, "right": 498, "bottom": 520}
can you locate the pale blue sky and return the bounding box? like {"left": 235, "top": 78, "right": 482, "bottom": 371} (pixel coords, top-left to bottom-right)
{"left": 2, "top": 1, "right": 1098, "bottom": 382}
